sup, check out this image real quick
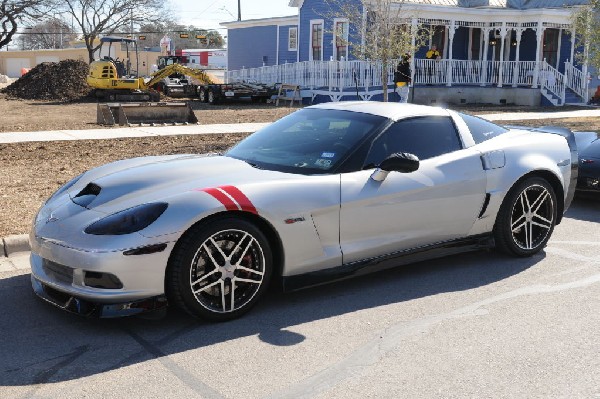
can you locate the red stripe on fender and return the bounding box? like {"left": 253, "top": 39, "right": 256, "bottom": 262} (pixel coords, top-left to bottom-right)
{"left": 219, "top": 185, "right": 258, "bottom": 215}
{"left": 198, "top": 188, "right": 239, "bottom": 211}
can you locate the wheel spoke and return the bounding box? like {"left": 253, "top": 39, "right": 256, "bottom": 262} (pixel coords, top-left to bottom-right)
{"left": 209, "top": 237, "right": 230, "bottom": 262}
{"left": 532, "top": 213, "right": 553, "bottom": 228}
{"left": 526, "top": 222, "right": 533, "bottom": 249}
{"left": 234, "top": 276, "right": 262, "bottom": 285}
{"left": 233, "top": 236, "right": 256, "bottom": 267}
{"left": 236, "top": 265, "right": 264, "bottom": 276}
{"left": 520, "top": 190, "right": 531, "bottom": 211}
{"left": 220, "top": 280, "right": 226, "bottom": 312}
{"left": 530, "top": 190, "right": 549, "bottom": 213}
{"left": 512, "top": 221, "right": 526, "bottom": 233}
{"left": 229, "top": 232, "right": 249, "bottom": 262}
{"left": 511, "top": 214, "right": 526, "bottom": 231}
{"left": 203, "top": 242, "right": 222, "bottom": 267}
{"left": 230, "top": 280, "right": 236, "bottom": 312}
{"left": 531, "top": 220, "right": 552, "bottom": 230}
{"left": 191, "top": 268, "right": 218, "bottom": 287}
{"left": 193, "top": 279, "right": 220, "bottom": 295}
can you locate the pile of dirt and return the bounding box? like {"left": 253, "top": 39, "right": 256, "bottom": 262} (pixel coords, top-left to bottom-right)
{"left": 1, "top": 59, "right": 91, "bottom": 101}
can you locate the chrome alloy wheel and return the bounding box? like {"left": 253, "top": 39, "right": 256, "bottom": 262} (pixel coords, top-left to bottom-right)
{"left": 510, "top": 184, "right": 555, "bottom": 250}
{"left": 189, "top": 229, "right": 266, "bottom": 313}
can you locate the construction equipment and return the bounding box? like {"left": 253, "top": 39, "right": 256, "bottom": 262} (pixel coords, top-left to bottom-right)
{"left": 197, "top": 81, "right": 277, "bottom": 104}
{"left": 152, "top": 55, "right": 196, "bottom": 97}
{"left": 97, "top": 102, "right": 198, "bottom": 126}
{"left": 87, "top": 37, "right": 213, "bottom": 101}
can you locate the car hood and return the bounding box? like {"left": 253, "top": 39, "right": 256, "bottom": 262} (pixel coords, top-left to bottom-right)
{"left": 65, "top": 154, "right": 290, "bottom": 214}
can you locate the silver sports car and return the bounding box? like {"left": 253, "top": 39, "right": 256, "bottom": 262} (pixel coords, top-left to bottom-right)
{"left": 30, "top": 102, "right": 578, "bottom": 321}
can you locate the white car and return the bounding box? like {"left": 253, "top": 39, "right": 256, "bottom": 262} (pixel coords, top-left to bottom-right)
{"left": 30, "top": 102, "right": 578, "bottom": 321}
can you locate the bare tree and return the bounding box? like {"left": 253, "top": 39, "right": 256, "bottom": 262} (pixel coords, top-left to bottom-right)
{"left": 17, "top": 18, "right": 76, "bottom": 49}
{"left": 0, "top": 0, "right": 51, "bottom": 50}
{"left": 61, "top": 0, "right": 167, "bottom": 63}
{"left": 325, "top": 0, "right": 430, "bottom": 101}
{"left": 571, "top": 0, "right": 600, "bottom": 75}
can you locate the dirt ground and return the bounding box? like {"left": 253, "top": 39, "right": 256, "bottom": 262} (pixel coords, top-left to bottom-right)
{"left": 1, "top": 93, "right": 599, "bottom": 237}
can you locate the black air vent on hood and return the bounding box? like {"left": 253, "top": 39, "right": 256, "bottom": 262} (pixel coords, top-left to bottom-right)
{"left": 72, "top": 183, "right": 102, "bottom": 208}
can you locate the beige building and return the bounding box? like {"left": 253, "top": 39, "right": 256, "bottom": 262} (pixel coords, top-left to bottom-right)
{"left": 0, "top": 47, "right": 161, "bottom": 78}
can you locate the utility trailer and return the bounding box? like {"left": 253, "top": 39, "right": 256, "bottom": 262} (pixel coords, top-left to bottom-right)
{"left": 196, "top": 82, "right": 277, "bottom": 105}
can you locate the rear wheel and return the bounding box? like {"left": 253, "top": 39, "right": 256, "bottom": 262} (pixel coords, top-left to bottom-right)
{"left": 167, "top": 217, "right": 272, "bottom": 321}
{"left": 198, "top": 88, "right": 207, "bottom": 102}
{"left": 494, "top": 177, "right": 557, "bottom": 257}
{"left": 208, "top": 90, "right": 219, "bottom": 105}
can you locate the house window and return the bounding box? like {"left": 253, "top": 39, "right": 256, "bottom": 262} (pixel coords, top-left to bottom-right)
{"left": 334, "top": 19, "right": 349, "bottom": 61}
{"left": 288, "top": 27, "right": 298, "bottom": 51}
{"left": 310, "top": 20, "right": 324, "bottom": 61}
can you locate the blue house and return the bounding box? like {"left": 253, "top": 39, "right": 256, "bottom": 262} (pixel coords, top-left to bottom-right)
{"left": 221, "top": 0, "right": 594, "bottom": 106}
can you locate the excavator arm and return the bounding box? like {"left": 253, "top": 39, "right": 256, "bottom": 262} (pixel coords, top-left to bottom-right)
{"left": 143, "top": 64, "right": 214, "bottom": 89}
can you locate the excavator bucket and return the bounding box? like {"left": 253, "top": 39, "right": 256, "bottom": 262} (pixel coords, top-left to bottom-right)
{"left": 97, "top": 102, "right": 198, "bottom": 126}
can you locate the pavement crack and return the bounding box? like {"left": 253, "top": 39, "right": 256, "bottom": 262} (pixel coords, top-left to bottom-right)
{"left": 123, "top": 327, "right": 226, "bottom": 399}
{"left": 32, "top": 345, "right": 89, "bottom": 385}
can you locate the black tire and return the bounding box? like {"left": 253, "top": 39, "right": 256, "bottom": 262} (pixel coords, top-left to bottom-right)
{"left": 208, "top": 89, "right": 219, "bottom": 105}
{"left": 198, "top": 88, "right": 207, "bottom": 102}
{"left": 494, "top": 177, "right": 557, "bottom": 257}
{"left": 166, "top": 216, "right": 273, "bottom": 321}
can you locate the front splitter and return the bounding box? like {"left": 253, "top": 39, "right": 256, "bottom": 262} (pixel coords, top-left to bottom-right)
{"left": 31, "top": 275, "right": 168, "bottom": 318}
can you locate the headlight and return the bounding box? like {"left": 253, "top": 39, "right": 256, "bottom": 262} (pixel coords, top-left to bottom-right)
{"left": 47, "top": 173, "right": 84, "bottom": 203}
{"left": 84, "top": 203, "right": 168, "bottom": 235}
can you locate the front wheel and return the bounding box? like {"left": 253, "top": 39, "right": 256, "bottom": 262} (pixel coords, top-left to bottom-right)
{"left": 494, "top": 177, "right": 557, "bottom": 257}
{"left": 167, "top": 217, "right": 273, "bottom": 321}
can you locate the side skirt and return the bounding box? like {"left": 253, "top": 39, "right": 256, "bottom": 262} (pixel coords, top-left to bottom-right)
{"left": 282, "top": 234, "right": 494, "bottom": 292}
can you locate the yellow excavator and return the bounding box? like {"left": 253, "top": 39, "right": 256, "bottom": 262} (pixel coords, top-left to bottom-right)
{"left": 87, "top": 36, "right": 215, "bottom": 125}
{"left": 87, "top": 36, "right": 214, "bottom": 101}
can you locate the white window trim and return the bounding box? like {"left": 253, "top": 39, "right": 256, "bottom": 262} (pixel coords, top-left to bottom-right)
{"left": 333, "top": 18, "right": 349, "bottom": 61}
{"left": 288, "top": 26, "right": 298, "bottom": 51}
{"left": 309, "top": 19, "right": 324, "bottom": 61}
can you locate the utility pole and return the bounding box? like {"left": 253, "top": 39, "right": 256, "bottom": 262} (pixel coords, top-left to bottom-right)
{"left": 237, "top": 0, "right": 241, "bottom": 21}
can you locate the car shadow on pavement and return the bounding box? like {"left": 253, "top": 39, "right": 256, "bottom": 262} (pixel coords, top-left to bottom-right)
{"left": 0, "top": 249, "right": 542, "bottom": 387}
{"left": 565, "top": 195, "right": 600, "bottom": 222}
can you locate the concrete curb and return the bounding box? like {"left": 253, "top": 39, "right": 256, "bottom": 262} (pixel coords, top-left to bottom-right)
{"left": 2, "top": 234, "right": 30, "bottom": 257}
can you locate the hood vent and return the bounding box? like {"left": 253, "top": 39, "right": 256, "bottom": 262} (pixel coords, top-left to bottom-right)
{"left": 72, "top": 183, "right": 102, "bottom": 208}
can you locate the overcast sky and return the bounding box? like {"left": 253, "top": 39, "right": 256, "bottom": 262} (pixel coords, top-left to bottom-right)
{"left": 170, "top": 0, "right": 298, "bottom": 33}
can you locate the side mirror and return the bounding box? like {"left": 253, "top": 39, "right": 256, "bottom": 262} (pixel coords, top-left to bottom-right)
{"left": 371, "top": 152, "right": 419, "bottom": 182}
{"left": 380, "top": 152, "right": 419, "bottom": 173}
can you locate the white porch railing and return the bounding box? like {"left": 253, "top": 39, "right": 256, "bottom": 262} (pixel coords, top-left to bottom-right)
{"left": 565, "top": 60, "right": 588, "bottom": 103}
{"left": 539, "top": 60, "right": 566, "bottom": 106}
{"left": 227, "top": 59, "right": 585, "bottom": 105}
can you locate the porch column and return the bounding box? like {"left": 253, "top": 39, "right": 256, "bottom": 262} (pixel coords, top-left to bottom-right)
{"left": 512, "top": 28, "right": 523, "bottom": 87}
{"left": 497, "top": 23, "right": 508, "bottom": 87}
{"left": 480, "top": 27, "right": 491, "bottom": 86}
{"left": 446, "top": 20, "right": 457, "bottom": 87}
{"left": 532, "top": 23, "right": 545, "bottom": 89}
{"left": 569, "top": 27, "right": 576, "bottom": 66}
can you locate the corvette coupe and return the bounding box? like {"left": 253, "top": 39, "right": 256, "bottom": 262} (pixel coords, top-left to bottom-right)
{"left": 30, "top": 102, "right": 578, "bottom": 321}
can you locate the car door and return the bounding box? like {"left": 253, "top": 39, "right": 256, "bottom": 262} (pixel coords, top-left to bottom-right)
{"left": 339, "top": 116, "right": 487, "bottom": 264}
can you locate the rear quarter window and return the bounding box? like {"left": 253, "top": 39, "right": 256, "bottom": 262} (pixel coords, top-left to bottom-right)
{"left": 459, "top": 113, "right": 508, "bottom": 144}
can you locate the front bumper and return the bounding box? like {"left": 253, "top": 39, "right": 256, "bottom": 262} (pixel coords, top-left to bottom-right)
{"left": 29, "top": 233, "right": 175, "bottom": 317}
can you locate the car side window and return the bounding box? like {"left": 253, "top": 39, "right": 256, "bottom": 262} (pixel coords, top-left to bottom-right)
{"left": 363, "top": 116, "right": 462, "bottom": 168}
{"left": 459, "top": 112, "right": 508, "bottom": 144}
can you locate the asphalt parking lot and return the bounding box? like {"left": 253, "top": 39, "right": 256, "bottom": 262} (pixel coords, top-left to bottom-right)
{"left": 1, "top": 195, "right": 599, "bottom": 399}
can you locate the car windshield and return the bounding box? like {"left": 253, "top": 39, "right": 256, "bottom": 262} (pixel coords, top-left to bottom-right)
{"left": 225, "top": 108, "right": 387, "bottom": 174}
